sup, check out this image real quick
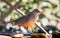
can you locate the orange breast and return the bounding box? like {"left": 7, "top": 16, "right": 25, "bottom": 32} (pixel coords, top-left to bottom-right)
{"left": 19, "top": 20, "right": 35, "bottom": 28}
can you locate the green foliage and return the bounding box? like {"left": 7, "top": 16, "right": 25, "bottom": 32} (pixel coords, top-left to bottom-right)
{"left": 54, "top": 13, "right": 60, "bottom": 18}
{"left": 41, "top": 6, "right": 49, "bottom": 9}
{"left": 39, "top": 14, "right": 45, "bottom": 19}
{"left": 19, "top": 2, "right": 25, "bottom": 7}
{"left": 11, "top": 12, "right": 20, "bottom": 20}
{"left": 51, "top": 12, "right": 60, "bottom": 18}
{"left": 33, "top": 0, "right": 40, "bottom": 3}
{"left": 1, "top": 6, "right": 9, "bottom": 13}
{"left": 32, "top": 26, "right": 38, "bottom": 33}
{"left": 28, "top": 0, "right": 32, "bottom": 4}
{"left": 49, "top": 26, "right": 57, "bottom": 31}
{"left": 50, "top": 3, "right": 57, "bottom": 9}
{"left": 46, "top": 1, "right": 57, "bottom": 9}
{"left": 9, "top": 0, "right": 16, "bottom": 2}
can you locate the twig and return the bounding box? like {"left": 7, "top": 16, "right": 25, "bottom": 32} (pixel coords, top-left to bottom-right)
{"left": 35, "top": 23, "right": 49, "bottom": 34}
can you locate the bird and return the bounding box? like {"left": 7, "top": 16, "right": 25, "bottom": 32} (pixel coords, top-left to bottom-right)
{"left": 4, "top": 9, "right": 41, "bottom": 33}
{"left": 14, "top": 9, "right": 40, "bottom": 28}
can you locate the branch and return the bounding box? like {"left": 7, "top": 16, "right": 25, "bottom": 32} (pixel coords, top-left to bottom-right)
{"left": 0, "top": 10, "right": 5, "bottom": 22}
{"left": 0, "top": 10, "right": 3, "bottom": 21}
{"left": 1, "top": 8, "right": 13, "bottom": 21}
{"left": 35, "top": 23, "right": 49, "bottom": 34}
{"left": 0, "top": 0, "right": 14, "bottom": 22}
{"left": 0, "top": 0, "right": 23, "bottom": 22}
{"left": 3, "top": 0, "right": 25, "bottom": 16}
{"left": 0, "top": 9, "right": 12, "bottom": 22}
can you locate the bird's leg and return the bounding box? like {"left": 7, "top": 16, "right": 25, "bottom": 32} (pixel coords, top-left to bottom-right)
{"left": 28, "top": 27, "right": 33, "bottom": 33}
{"left": 23, "top": 27, "right": 29, "bottom": 33}
{"left": 18, "top": 26, "right": 22, "bottom": 33}
{"left": 24, "top": 27, "right": 33, "bottom": 33}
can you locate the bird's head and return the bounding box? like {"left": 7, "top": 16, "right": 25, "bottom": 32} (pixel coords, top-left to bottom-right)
{"left": 33, "top": 9, "right": 41, "bottom": 15}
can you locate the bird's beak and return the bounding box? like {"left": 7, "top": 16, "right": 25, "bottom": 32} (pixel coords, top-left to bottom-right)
{"left": 38, "top": 9, "right": 43, "bottom": 14}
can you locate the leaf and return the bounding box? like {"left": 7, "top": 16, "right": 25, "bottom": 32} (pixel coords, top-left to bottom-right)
{"left": 39, "top": 14, "right": 45, "bottom": 19}
{"left": 18, "top": 2, "right": 26, "bottom": 8}
{"left": 9, "top": 0, "right": 16, "bottom": 2}
{"left": 41, "top": 6, "right": 49, "bottom": 9}
{"left": 3, "top": 8, "right": 9, "bottom": 13}
{"left": 2, "top": 6, "right": 9, "bottom": 13}
{"left": 1, "top": 6, "right": 9, "bottom": 13}
{"left": 11, "top": 13, "right": 20, "bottom": 20}
{"left": 19, "top": 2, "right": 25, "bottom": 6}
{"left": 51, "top": 3, "right": 57, "bottom": 9}
{"left": 54, "top": 13, "right": 60, "bottom": 18}
{"left": 46, "top": 1, "right": 57, "bottom": 9}
{"left": 33, "top": 0, "right": 40, "bottom": 3}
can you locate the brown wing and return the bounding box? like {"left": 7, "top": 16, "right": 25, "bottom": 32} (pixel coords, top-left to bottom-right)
{"left": 15, "top": 13, "right": 32, "bottom": 24}
{"left": 15, "top": 15, "right": 29, "bottom": 25}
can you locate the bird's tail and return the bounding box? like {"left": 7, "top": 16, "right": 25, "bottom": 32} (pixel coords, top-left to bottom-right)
{"left": 3, "top": 20, "right": 16, "bottom": 24}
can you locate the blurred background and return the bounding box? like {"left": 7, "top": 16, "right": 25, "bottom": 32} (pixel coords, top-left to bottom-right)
{"left": 0, "top": 0, "right": 60, "bottom": 34}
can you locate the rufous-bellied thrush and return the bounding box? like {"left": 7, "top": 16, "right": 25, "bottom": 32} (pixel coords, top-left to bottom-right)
{"left": 5, "top": 9, "right": 41, "bottom": 32}
{"left": 14, "top": 9, "right": 40, "bottom": 28}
